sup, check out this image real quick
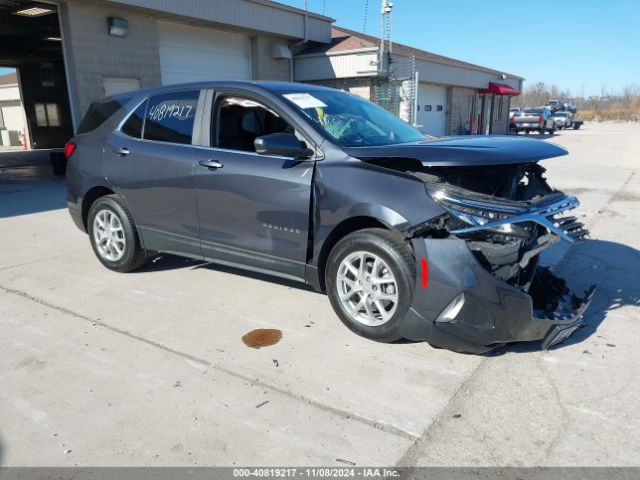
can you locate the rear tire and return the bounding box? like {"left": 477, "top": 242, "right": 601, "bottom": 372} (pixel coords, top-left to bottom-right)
{"left": 87, "top": 195, "right": 148, "bottom": 272}
{"left": 325, "top": 229, "right": 416, "bottom": 343}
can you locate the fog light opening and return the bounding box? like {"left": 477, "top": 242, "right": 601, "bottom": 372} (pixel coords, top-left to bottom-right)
{"left": 436, "top": 293, "right": 465, "bottom": 323}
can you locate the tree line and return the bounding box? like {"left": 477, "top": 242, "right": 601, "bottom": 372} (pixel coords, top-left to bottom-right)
{"left": 511, "top": 82, "right": 640, "bottom": 121}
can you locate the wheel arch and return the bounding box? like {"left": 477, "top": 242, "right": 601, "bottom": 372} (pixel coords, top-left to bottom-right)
{"left": 316, "top": 216, "right": 399, "bottom": 292}
{"left": 82, "top": 185, "right": 116, "bottom": 230}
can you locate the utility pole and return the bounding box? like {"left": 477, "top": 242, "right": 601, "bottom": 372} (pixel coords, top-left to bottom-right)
{"left": 378, "top": 0, "right": 393, "bottom": 76}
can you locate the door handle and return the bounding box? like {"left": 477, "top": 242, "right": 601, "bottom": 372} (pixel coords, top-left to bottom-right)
{"left": 199, "top": 159, "right": 223, "bottom": 170}
{"left": 113, "top": 147, "right": 130, "bottom": 156}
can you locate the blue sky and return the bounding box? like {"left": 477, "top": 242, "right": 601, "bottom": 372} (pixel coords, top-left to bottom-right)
{"left": 2, "top": 1, "right": 637, "bottom": 96}
{"left": 280, "top": 0, "right": 640, "bottom": 96}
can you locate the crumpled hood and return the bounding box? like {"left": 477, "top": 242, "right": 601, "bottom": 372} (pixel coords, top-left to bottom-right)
{"left": 344, "top": 135, "right": 568, "bottom": 167}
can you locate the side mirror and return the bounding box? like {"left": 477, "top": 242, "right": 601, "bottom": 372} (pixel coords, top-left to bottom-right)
{"left": 254, "top": 133, "right": 314, "bottom": 159}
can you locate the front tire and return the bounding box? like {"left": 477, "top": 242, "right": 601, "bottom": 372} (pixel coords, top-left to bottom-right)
{"left": 325, "top": 229, "right": 416, "bottom": 342}
{"left": 87, "top": 195, "right": 147, "bottom": 272}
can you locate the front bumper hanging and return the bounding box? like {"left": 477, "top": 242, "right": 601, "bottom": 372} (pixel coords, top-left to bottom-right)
{"left": 398, "top": 237, "right": 595, "bottom": 354}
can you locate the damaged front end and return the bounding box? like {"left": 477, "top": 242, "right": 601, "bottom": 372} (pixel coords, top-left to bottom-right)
{"left": 401, "top": 163, "right": 595, "bottom": 352}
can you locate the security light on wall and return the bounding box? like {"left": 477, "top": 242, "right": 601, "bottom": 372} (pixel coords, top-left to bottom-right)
{"left": 108, "top": 17, "right": 128, "bottom": 37}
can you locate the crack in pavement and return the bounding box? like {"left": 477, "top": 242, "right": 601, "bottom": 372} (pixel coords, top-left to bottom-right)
{"left": 537, "top": 355, "right": 571, "bottom": 464}
{"left": 0, "top": 250, "right": 84, "bottom": 272}
{"left": 394, "top": 356, "right": 487, "bottom": 467}
{"left": 0, "top": 284, "right": 418, "bottom": 442}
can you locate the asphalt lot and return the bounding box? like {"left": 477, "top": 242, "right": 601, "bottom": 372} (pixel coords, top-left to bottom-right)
{"left": 0, "top": 122, "right": 639, "bottom": 467}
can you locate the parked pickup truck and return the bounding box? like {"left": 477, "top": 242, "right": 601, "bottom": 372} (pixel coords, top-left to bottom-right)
{"left": 513, "top": 107, "right": 556, "bottom": 134}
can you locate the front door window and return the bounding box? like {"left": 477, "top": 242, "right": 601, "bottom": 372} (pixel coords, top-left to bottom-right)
{"left": 215, "top": 96, "right": 295, "bottom": 152}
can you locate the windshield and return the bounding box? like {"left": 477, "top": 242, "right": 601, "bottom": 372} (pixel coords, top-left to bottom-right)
{"left": 280, "top": 90, "right": 425, "bottom": 147}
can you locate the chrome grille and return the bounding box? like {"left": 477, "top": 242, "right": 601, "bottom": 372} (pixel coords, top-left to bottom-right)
{"left": 446, "top": 195, "right": 589, "bottom": 244}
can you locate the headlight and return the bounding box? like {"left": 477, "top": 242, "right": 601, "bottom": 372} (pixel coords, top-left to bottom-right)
{"left": 440, "top": 200, "right": 512, "bottom": 226}
{"left": 428, "top": 188, "right": 525, "bottom": 235}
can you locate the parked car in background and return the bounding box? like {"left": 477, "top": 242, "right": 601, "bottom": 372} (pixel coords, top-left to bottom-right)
{"left": 552, "top": 111, "right": 573, "bottom": 129}
{"left": 65, "top": 82, "right": 592, "bottom": 353}
{"left": 513, "top": 107, "right": 556, "bottom": 134}
{"left": 509, "top": 109, "right": 521, "bottom": 132}
{"left": 547, "top": 100, "right": 563, "bottom": 112}
{"left": 564, "top": 99, "right": 578, "bottom": 113}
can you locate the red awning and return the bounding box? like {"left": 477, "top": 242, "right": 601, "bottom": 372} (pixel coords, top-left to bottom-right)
{"left": 478, "top": 82, "right": 521, "bottom": 95}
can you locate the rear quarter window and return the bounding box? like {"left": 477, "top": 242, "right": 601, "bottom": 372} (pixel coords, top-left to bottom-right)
{"left": 77, "top": 97, "right": 132, "bottom": 134}
{"left": 121, "top": 100, "right": 148, "bottom": 139}
{"left": 143, "top": 91, "right": 200, "bottom": 145}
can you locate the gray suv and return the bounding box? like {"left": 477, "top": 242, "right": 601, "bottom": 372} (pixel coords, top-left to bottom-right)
{"left": 66, "top": 82, "right": 594, "bottom": 353}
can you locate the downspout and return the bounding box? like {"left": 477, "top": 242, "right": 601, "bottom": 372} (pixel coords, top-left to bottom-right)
{"left": 289, "top": 0, "right": 309, "bottom": 82}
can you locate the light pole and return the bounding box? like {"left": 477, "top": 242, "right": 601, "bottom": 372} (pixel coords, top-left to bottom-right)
{"left": 378, "top": 0, "right": 393, "bottom": 76}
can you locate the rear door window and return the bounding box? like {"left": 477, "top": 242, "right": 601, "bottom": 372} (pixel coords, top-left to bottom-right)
{"left": 77, "top": 97, "right": 131, "bottom": 134}
{"left": 121, "top": 100, "right": 147, "bottom": 139}
{"left": 143, "top": 91, "right": 200, "bottom": 145}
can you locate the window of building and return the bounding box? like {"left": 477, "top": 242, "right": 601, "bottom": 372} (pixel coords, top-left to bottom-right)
{"left": 215, "top": 96, "right": 294, "bottom": 152}
{"left": 34, "top": 103, "right": 61, "bottom": 127}
{"left": 121, "top": 100, "right": 147, "bottom": 139}
{"left": 144, "top": 91, "right": 199, "bottom": 145}
{"left": 41, "top": 63, "right": 55, "bottom": 86}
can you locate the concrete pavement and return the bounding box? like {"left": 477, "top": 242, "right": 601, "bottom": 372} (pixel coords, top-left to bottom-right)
{"left": 0, "top": 122, "right": 638, "bottom": 466}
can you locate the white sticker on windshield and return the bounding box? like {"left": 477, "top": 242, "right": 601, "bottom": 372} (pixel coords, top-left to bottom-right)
{"left": 283, "top": 93, "right": 327, "bottom": 109}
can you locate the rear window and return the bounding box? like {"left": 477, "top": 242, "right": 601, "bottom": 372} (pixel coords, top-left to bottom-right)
{"left": 77, "top": 97, "right": 132, "bottom": 134}
{"left": 143, "top": 91, "right": 199, "bottom": 145}
{"left": 524, "top": 109, "right": 543, "bottom": 114}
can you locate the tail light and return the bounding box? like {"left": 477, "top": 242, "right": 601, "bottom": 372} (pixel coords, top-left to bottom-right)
{"left": 538, "top": 115, "right": 543, "bottom": 124}
{"left": 64, "top": 142, "right": 76, "bottom": 159}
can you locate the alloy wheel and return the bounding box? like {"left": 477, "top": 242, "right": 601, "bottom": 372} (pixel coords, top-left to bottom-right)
{"left": 92, "top": 209, "right": 126, "bottom": 262}
{"left": 336, "top": 250, "right": 399, "bottom": 327}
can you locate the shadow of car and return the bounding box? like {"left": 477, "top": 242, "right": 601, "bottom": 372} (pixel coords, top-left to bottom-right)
{"left": 486, "top": 239, "right": 640, "bottom": 354}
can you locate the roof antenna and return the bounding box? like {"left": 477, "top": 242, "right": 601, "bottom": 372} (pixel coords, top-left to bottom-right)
{"left": 363, "top": 0, "right": 369, "bottom": 33}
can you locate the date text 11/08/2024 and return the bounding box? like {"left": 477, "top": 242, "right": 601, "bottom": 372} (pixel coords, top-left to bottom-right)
{"left": 232, "top": 468, "right": 401, "bottom": 478}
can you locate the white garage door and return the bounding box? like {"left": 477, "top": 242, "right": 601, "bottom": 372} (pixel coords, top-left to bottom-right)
{"left": 158, "top": 22, "right": 252, "bottom": 85}
{"left": 417, "top": 84, "right": 447, "bottom": 136}
{"left": 1, "top": 105, "right": 25, "bottom": 132}
{"left": 103, "top": 77, "right": 141, "bottom": 97}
